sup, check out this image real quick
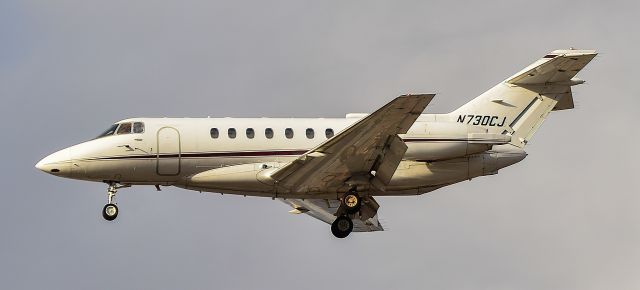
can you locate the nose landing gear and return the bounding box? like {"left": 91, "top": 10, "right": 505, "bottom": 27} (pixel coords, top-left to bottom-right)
{"left": 102, "top": 182, "right": 129, "bottom": 221}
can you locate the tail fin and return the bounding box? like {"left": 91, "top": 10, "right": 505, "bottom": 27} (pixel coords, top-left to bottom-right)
{"left": 449, "top": 49, "right": 597, "bottom": 147}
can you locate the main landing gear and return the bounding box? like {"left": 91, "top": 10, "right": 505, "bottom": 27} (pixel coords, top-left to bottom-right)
{"left": 331, "top": 216, "right": 353, "bottom": 238}
{"left": 342, "top": 190, "right": 362, "bottom": 214}
{"left": 102, "top": 182, "right": 129, "bottom": 221}
{"left": 331, "top": 189, "right": 362, "bottom": 238}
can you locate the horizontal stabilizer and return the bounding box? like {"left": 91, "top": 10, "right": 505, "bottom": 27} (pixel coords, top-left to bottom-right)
{"left": 507, "top": 49, "right": 597, "bottom": 85}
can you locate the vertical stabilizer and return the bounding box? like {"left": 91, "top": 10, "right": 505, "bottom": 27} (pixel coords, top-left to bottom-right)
{"left": 449, "top": 49, "right": 597, "bottom": 147}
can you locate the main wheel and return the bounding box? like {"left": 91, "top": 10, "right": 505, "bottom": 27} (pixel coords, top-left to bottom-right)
{"left": 331, "top": 215, "right": 353, "bottom": 238}
{"left": 342, "top": 191, "right": 361, "bottom": 214}
{"left": 102, "top": 203, "right": 118, "bottom": 221}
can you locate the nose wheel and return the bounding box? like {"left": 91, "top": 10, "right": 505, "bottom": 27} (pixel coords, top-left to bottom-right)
{"left": 102, "top": 182, "right": 129, "bottom": 221}
{"left": 102, "top": 203, "right": 118, "bottom": 221}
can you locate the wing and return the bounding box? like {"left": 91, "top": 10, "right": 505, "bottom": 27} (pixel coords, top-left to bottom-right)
{"left": 269, "top": 94, "right": 435, "bottom": 194}
{"left": 282, "top": 197, "right": 384, "bottom": 232}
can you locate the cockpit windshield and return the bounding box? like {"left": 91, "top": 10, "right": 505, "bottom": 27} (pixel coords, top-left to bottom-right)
{"left": 116, "top": 123, "right": 132, "bottom": 134}
{"left": 97, "top": 124, "right": 119, "bottom": 138}
{"left": 96, "top": 122, "right": 145, "bottom": 139}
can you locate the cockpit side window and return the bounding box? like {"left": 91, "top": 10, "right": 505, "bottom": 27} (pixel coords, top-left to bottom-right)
{"left": 97, "top": 124, "right": 119, "bottom": 138}
{"left": 133, "top": 122, "right": 145, "bottom": 134}
{"left": 116, "top": 123, "right": 132, "bottom": 135}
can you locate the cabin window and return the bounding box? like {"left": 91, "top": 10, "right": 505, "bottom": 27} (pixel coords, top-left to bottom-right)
{"left": 265, "top": 128, "right": 274, "bottom": 139}
{"left": 246, "top": 128, "right": 255, "bottom": 139}
{"left": 133, "top": 122, "right": 145, "bottom": 134}
{"left": 210, "top": 128, "right": 219, "bottom": 139}
{"left": 325, "top": 128, "right": 334, "bottom": 138}
{"left": 116, "top": 123, "right": 132, "bottom": 134}
{"left": 97, "top": 124, "right": 119, "bottom": 138}
{"left": 285, "top": 128, "right": 294, "bottom": 139}
{"left": 306, "top": 128, "right": 315, "bottom": 139}
{"left": 228, "top": 128, "right": 237, "bottom": 139}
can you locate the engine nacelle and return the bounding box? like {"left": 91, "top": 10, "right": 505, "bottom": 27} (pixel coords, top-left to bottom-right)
{"left": 403, "top": 122, "right": 510, "bottom": 161}
{"left": 385, "top": 144, "right": 527, "bottom": 195}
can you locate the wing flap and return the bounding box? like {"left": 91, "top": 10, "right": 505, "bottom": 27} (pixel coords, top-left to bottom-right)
{"left": 371, "top": 135, "right": 407, "bottom": 189}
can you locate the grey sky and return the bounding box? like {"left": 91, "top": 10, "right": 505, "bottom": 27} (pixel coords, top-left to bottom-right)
{"left": 1, "top": 1, "right": 639, "bottom": 289}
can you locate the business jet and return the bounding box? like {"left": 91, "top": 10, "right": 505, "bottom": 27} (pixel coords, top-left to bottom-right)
{"left": 36, "top": 49, "right": 596, "bottom": 238}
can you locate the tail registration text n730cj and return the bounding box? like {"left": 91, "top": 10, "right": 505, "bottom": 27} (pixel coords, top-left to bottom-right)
{"left": 36, "top": 49, "right": 597, "bottom": 238}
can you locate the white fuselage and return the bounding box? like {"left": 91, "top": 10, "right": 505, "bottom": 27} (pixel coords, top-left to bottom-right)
{"left": 36, "top": 114, "right": 526, "bottom": 199}
{"left": 32, "top": 49, "right": 596, "bottom": 237}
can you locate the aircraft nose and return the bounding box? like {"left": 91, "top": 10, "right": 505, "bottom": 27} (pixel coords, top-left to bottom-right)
{"left": 35, "top": 148, "right": 73, "bottom": 176}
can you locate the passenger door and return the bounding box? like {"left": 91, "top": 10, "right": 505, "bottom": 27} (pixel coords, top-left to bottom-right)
{"left": 156, "top": 127, "right": 181, "bottom": 175}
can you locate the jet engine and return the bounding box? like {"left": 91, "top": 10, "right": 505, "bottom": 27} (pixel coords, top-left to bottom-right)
{"left": 403, "top": 122, "right": 511, "bottom": 161}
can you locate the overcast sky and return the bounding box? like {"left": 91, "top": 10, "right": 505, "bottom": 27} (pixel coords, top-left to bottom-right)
{"left": 1, "top": 1, "right": 639, "bottom": 289}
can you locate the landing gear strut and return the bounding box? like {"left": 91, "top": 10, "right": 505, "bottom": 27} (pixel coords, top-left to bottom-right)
{"left": 102, "top": 182, "right": 129, "bottom": 221}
